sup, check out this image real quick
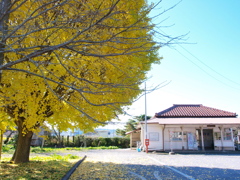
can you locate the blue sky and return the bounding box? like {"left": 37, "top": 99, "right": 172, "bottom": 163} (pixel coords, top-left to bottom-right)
{"left": 115, "top": 0, "right": 240, "bottom": 124}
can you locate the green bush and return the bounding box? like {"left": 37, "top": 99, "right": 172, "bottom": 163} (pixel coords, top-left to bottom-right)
{"left": 42, "top": 135, "right": 130, "bottom": 148}
{"left": 85, "top": 137, "right": 93, "bottom": 147}
{"left": 91, "top": 138, "right": 98, "bottom": 147}
{"left": 105, "top": 138, "right": 112, "bottom": 146}
{"left": 66, "top": 154, "right": 79, "bottom": 159}
{"left": 98, "top": 138, "right": 107, "bottom": 146}
{"left": 2, "top": 145, "right": 13, "bottom": 152}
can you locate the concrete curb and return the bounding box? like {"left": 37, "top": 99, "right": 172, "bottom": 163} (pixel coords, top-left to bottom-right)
{"left": 61, "top": 155, "right": 87, "bottom": 180}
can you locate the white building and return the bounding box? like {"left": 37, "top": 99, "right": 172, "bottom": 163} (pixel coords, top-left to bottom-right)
{"left": 139, "top": 104, "right": 240, "bottom": 151}
{"left": 84, "top": 128, "right": 121, "bottom": 138}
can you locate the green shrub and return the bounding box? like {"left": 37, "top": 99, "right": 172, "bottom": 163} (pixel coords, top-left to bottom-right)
{"left": 85, "top": 137, "right": 94, "bottom": 147}
{"left": 66, "top": 154, "right": 79, "bottom": 159}
{"left": 91, "top": 138, "right": 98, "bottom": 147}
{"left": 98, "top": 138, "right": 107, "bottom": 146}
{"left": 42, "top": 135, "right": 130, "bottom": 148}
{"left": 2, "top": 145, "right": 12, "bottom": 152}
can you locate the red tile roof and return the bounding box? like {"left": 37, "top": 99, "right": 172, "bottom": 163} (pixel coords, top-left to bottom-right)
{"left": 155, "top": 104, "right": 237, "bottom": 118}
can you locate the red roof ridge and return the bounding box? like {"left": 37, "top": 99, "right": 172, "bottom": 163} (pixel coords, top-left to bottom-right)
{"left": 173, "top": 104, "right": 203, "bottom": 106}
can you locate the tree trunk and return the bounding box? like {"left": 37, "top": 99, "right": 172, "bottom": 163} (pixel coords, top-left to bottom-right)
{"left": 0, "top": 130, "right": 3, "bottom": 161}
{"left": 67, "top": 135, "right": 69, "bottom": 146}
{"left": 11, "top": 119, "right": 33, "bottom": 164}
{"left": 11, "top": 130, "right": 33, "bottom": 163}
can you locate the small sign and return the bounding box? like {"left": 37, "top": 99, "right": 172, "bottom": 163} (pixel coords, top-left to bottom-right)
{"left": 207, "top": 125, "right": 215, "bottom": 127}
{"left": 187, "top": 133, "right": 194, "bottom": 150}
{"left": 145, "top": 139, "right": 149, "bottom": 146}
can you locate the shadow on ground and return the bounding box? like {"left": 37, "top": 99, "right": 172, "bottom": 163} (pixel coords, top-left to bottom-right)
{"left": 69, "top": 160, "right": 240, "bottom": 180}
{"left": 0, "top": 160, "right": 75, "bottom": 180}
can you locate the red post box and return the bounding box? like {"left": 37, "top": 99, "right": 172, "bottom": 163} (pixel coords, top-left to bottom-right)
{"left": 145, "top": 139, "right": 149, "bottom": 153}
{"left": 145, "top": 139, "right": 149, "bottom": 146}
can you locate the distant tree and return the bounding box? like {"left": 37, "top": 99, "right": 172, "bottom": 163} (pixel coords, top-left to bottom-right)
{"left": 134, "top": 115, "right": 152, "bottom": 122}
{"left": 51, "top": 126, "right": 63, "bottom": 147}
{"left": 116, "top": 114, "right": 151, "bottom": 136}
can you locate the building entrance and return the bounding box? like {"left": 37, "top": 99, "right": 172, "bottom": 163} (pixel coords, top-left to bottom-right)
{"left": 203, "top": 129, "right": 214, "bottom": 150}
{"left": 196, "top": 129, "right": 214, "bottom": 150}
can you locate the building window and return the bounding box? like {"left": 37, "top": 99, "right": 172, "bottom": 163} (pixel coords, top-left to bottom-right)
{"left": 171, "top": 132, "right": 186, "bottom": 141}
{"left": 214, "top": 132, "right": 221, "bottom": 140}
{"left": 223, "top": 128, "right": 232, "bottom": 140}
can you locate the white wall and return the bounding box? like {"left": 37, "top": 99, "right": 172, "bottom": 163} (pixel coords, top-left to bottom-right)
{"left": 164, "top": 126, "right": 197, "bottom": 151}
{"left": 141, "top": 124, "right": 236, "bottom": 151}
{"left": 141, "top": 124, "right": 163, "bottom": 150}
{"left": 213, "top": 126, "right": 235, "bottom": 150}
{"left": 148, "top": 124, "right": 163, "bottom": 150}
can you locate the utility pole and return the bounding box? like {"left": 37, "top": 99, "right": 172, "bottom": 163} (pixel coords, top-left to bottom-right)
{"left": 144, "top": 82, "right": 149, "bottom": 153}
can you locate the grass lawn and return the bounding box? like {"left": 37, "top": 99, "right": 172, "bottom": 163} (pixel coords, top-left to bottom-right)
{"left": 0, "top": 145, "right": 118, "bottom": 179}
{"left": 0, "top": 154, "right": 81, "bottom": 180}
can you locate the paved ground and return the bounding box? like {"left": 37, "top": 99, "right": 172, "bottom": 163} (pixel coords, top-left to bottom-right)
{"left": 69, "top": 149, "right": 240, "bottom": 180}
{"left": 3, "top": 149, "right": 240, "bottom": 179}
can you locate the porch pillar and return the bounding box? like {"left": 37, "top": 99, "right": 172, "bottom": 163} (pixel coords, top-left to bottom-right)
{"left": 162, "top": 125, "right": 165, "bottom": 151}
{"left": 220, "top": 126, "right": 224, "bottom": 151}
{"left": 181, "top": 127, "right": 184, "bottom": 150}
{"left": 130, "top": 133, "right": 132, "bottom": 149}
{"left": 230, "top": 128, "right": 235, "bottom": 151}
{"left": 169, "top": 130, "right": 174, "bottom": 153}
{"left": 201, "top": 127, "right": 205, "bottom": 151}
{"left": 141, "top": 124, "right": 144, "bottom": 149}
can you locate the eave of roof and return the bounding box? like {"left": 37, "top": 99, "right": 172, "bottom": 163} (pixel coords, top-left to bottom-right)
{"left": 125, "top": 129, "right": 141, "bottom": 135}
{"left": 141, "top": 118, "right": 240, "bottom": 125}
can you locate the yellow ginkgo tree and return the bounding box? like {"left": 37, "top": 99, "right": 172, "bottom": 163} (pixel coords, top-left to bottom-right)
{"left": 0, "top": 0, "right": 179, "bottom": 163}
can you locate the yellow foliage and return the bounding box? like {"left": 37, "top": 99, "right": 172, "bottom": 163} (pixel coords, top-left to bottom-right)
{"left": 0, "top": 113, "right": 15, "bottom": 132}
{"left": 0, "top": 0, "right": 160, "bottom": 135}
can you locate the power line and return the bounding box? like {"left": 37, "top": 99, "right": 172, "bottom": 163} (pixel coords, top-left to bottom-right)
{"left": 178, "top": 44, "right": 240, "bottom": 86}
{"left": 155, "top": 29, "right": 240, "bottom": 90}
{"left": 174, "top": 48, "right": 240, "bottom": 91}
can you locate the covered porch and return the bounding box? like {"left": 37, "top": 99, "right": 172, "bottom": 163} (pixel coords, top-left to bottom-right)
{"left": 140, "top": 118, "right": 240, "bottom": 152}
